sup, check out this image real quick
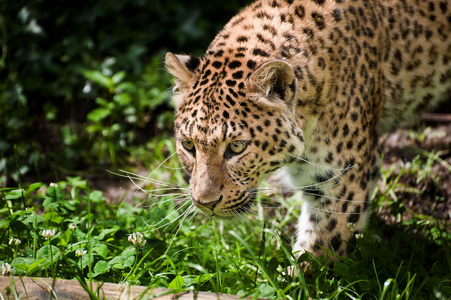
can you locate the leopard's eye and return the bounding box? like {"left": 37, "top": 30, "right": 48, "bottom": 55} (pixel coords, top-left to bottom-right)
{"left": 228, "top": 141, "right": 247, "bottom": 155}
{"left": 182, "top": 140, "right": 195, "bottom": 152}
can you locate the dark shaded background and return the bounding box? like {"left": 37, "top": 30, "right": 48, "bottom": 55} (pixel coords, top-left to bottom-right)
{"left": 0, "top": 0, "right": 253, "bottom": 186}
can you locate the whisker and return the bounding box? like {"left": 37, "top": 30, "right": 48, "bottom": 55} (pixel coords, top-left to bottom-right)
{"left": 164, "top": 204, "right": 197, "bottom": 257}
{"left": 293, "top": 179, "right": 347, "bottom": 197}
{"left": 233, "top": 208, "right": 257, "bottom": 232}
{"left": 309, "top": 206, "right": 367, "bottom": 215}
{"left": 146, "top": 152, "right": 178, "bottom": 177}
{"left": 126, "top": 173, "right": 152, "bottom": 194}
{"left": 146, "top": 192, "right": 187, "bottom": 199}
{"left": 119, "top": 167, "right": 181, "bottom": 187}
{"left": 107, "top": 169, "right": 153, "bottom": 182}
{"left": 145, "top": 194, "right": 189, "bottom": 208}
{"left": 250, "top": 188, "right": 275, "bottom": 193}
{"left": 238, "top": 204, "right": 295, "bottom": 242}
{"left": 290, "top": 154, "right": 356, "bottom": 172}
{"left": 145, "top": 204, "right": 190, "bottom": 235}
{"left": 301, "top": 165, "right": 355, "bottom": 187}
{"left": 160, "top": 165, "right": 185, "bottom": 170}
{"left": 108, "top": 169, "right": 181, "bottom": 189}
{"left": 145, "top": 199, "right": 191, "bottom": 230}
{"left": 120, "top": 169, "right": 185, "bottom": 199}
{"left": 301, "top": 191, "right": 367, "bottom": 203}
{"left": 186, "top": 207, "right": 200, "bottom": 225}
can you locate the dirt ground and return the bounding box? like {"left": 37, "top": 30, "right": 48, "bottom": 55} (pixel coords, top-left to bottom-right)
{"left": 379, "top": 119, "right": 451, "bottom": 223}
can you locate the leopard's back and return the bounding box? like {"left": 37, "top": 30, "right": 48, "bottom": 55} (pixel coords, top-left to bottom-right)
{"left": 379, "top": 0, "right": 451, "bottom": 131}
{"left": 206, "top": 0, "right": 451, "bottom": 131}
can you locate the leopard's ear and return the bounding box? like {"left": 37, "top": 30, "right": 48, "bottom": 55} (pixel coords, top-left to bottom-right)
{"left": 250, "top": 60, "right": 296, "bottom": 106}
{"left": 165, "top": 52, "right": 201, "bottom": 91}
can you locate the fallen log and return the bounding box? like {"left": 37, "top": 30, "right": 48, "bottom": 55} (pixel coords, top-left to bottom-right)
{"left": 0, "top": 276, "right": 255, "bottom": 300}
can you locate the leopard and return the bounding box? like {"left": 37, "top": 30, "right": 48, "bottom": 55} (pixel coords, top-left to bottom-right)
{"left": 165, "top": 0, "right": 451, "bottom": 264}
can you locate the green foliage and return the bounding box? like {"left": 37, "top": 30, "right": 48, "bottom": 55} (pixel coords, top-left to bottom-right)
{"left": 80, "top": 57, "right": 173, "bottom": 165}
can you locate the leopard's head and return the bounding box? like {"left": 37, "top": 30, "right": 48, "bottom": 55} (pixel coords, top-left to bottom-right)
{"left": 165, "top": 52, "right": 305, "bottom": 217}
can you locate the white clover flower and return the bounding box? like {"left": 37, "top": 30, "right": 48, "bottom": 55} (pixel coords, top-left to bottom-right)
{"left": 69, "top": 224, "right": 77, "bottom": 231}
{"left": 50, "top": 182, "right": 57, "bottom": 187}
{"left": 42, "top": 229, "right": 56, "bottom": 240}
{"left": 75, "top": 248, "right": 87, "bottom": 257}
{"left": 347, "top": 222, "right": 356, "bottom": 231}
{"left": 355, "top": 233, "right": 364, "bottom": 239}
{"left": 128, "top": 232, "right": 146, "bottom": 247}
{"left": 9, "top": 238, "right": 21, "bottom": 246}
{"left": 1, "top": 263, "right": 11, "bottom": 276}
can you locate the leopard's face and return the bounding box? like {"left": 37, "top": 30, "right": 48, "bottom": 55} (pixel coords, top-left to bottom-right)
{"left": 169, "top": 54, "right": 305, "bottom": 217}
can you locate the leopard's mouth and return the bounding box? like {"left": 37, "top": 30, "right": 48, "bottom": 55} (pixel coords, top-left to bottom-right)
{"left": 190, "top": 190, "right": 257, "bottom": 218}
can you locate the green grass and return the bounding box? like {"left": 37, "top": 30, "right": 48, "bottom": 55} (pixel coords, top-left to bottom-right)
{"left": 1, "top": 137, "right": 450, "bottom": 299}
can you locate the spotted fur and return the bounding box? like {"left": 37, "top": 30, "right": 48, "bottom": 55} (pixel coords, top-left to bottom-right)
{"left": 166, "top": 0, "right": 451, "bottom": 260}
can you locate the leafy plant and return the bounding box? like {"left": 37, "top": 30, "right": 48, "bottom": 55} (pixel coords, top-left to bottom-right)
{"left": 81, "top": 57, "right": 173, "bottom": 165}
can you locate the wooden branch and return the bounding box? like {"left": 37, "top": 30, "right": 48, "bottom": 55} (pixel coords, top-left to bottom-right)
{"left": 420, "top": 113, "right": 451, "bottom": 123}
{"left": 0, "top": 276, "right": 257, "bottom": 300}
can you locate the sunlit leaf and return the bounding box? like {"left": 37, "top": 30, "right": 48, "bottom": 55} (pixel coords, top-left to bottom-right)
{"left": 87, "top": 107, "right": 111, "bottom": 122}
{"left": 112, "top": 71, "right": 126, "bottom": 85}
{"left": 168, "top": 275, "right": 184, "bottom": 290}
{"left": 81, "top": 70, "right": 114, "bottom": 90}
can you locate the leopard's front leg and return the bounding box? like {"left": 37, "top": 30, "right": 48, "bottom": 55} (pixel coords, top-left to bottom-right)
{"left": 289, "top": 150, "right": 380, "bottom": 263}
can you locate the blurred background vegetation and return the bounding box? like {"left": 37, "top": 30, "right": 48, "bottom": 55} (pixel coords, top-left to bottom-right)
{"left": 0, "top": 0, "right": 253, "bottom": 186}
